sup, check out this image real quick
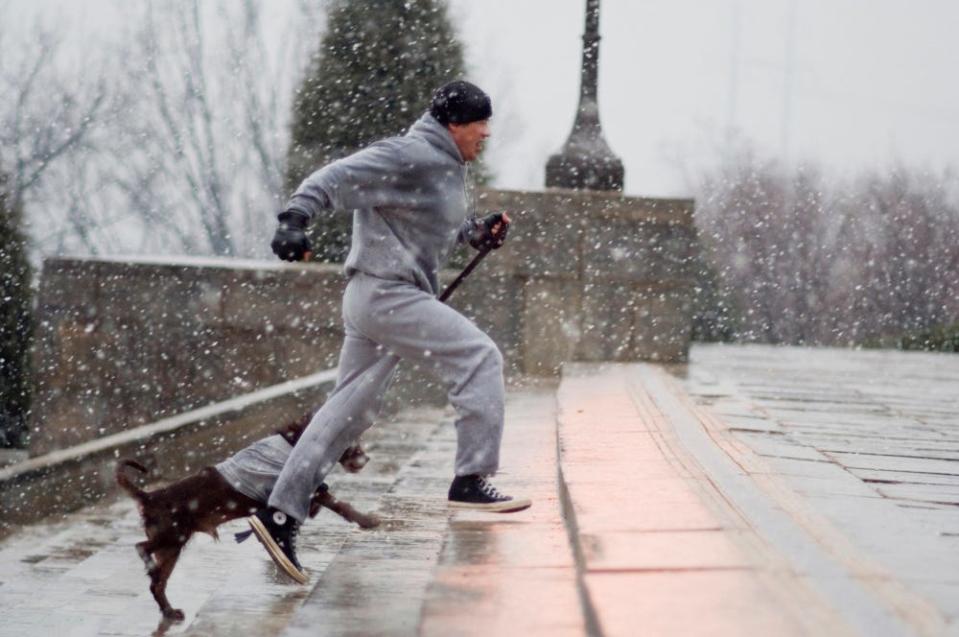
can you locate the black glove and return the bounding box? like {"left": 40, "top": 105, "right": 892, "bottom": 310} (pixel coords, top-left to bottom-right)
{"left": 466, "top": 212, "right": 510, "bottom": 251}
{"left": 271, "top": 210, "right": 312, "bottom": 262}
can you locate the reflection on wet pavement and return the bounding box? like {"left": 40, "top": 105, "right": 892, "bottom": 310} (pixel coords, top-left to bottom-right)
{"left": 420, "top": 385, "right": 583, "bottom": 637}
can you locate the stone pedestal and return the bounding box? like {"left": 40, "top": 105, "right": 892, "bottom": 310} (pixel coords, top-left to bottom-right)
{"left": 472, "top": 187, "right": 698, "bottom": 375}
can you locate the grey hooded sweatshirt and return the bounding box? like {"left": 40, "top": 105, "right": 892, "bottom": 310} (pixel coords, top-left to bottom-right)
{"left": 287, "top": 112, "right": 473, "bottom": 295}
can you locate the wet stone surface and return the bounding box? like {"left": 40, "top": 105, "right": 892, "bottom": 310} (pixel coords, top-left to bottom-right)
{"left": 418, "top": 386, "right": 583, "bottom": 637}
{"left": 557, "top": 362, "right": 846, "bottom": 637}
{"left": 0, "top": 406, "right": 441, "bottom": 637}
{"left": 0, "top": 382, "right": 578, "bottom": 637}
{"left": 8, "top": 346, "right": 951, "bottom": 635}
{"left": 681, "top": 344, "right": 959, "bottom": 629}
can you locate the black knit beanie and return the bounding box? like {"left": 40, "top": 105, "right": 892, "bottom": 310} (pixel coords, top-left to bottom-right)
{"left": 430, "top": 81, "right": 492, "bottom": 125}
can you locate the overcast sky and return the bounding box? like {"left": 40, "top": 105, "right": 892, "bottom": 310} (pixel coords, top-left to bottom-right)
{"left": 7, "top": 0, "right": 959, "bottom": 198}
{"left": 450, "top": 0, "right": 959, "bottom": 195}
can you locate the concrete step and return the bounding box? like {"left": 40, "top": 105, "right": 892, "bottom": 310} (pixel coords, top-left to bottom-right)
{"left": 682, "top": 344, "right": 959, "bottom": 635}
{"left": 417, "top": 382, "right": 583, "bottom": 637}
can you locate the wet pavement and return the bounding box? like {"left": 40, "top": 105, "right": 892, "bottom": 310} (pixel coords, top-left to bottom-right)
{"left": 558, "top": 362, "right": 849, "bottom": 637}
{"left": 1, "top": 345, "right": 957, "bottom": 636}
{"left": 678, "top": 345, "right": 959, "bottom": 636}
{"left": 0, "top": 404, "right": 443, "bottom": 637}
{"left": 283, "top": 381, "right": 581, "bottom": 637}
{"left": 418, "top": 387, "right": 583, "bottom": 637}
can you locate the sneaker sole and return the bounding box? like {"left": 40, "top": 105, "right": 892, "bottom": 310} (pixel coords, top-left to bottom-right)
{"left": 448, "top": 498, "right": 532, "bottom": 513}
{"left": 247, "top": 516, "right": 309, "bottom": 585}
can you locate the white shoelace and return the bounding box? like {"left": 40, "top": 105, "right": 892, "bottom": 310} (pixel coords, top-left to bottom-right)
{"left": 477, "top": 477, "right": 506, "bottom": 500}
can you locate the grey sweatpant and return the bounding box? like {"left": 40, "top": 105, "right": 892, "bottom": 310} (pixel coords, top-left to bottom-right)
{"left": 268, "top": 272, "right": 505, "bottom": 521}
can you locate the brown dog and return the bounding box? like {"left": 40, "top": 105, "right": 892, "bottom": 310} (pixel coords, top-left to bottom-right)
{"left": 116, "top": 416, "right": 378, "bottom": 620}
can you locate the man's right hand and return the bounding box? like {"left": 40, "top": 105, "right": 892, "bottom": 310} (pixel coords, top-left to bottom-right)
{"left": 466, "top": 211, "right": 511, "bottom": 251}
{"left": 271, "top": 210, "right": 312, "bottom": 262}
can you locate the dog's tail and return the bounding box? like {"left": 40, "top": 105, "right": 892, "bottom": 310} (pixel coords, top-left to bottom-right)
{"left": 115, "top": 459, "right": 150, "bottom": 502}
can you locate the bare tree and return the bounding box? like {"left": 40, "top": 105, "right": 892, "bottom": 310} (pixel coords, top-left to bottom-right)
{"left": 833, "top": 168, "right": 959, "bottom": 342}
{"left": 105, "top": 0, "right": 317, "bottom": 258}
{"left": 694, "top": 143, "right": 959, "bottom": 347}
{"left": 0, "top": 18, "right": 107, "bottom": 234}
{"left": 0, "top": 12, "right": 111, "bottom": 447}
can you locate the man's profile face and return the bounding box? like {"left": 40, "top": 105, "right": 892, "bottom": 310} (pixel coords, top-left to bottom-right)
{"left": 448, "top": 119, "right": 490, "bottom": 162}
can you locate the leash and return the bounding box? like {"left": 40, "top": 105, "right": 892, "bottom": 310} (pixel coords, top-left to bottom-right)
{"left": 438, "top": 248, "right": 491, "bottom": 303}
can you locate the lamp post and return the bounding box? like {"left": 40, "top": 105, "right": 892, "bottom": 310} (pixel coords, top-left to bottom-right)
{"left": 545, "top": 0, "right": 624, "bottom": 191}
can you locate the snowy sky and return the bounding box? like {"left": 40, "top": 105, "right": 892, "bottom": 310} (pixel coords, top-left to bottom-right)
{"left": 6, "top": 0, "right": 959, "bottom": 198}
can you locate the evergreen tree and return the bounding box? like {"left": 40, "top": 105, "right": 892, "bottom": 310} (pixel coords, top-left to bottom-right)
{"left": 0, "top": 173, "right": 33, "bottom": 449}
{"left": 286, "top": 0, "right": 471, "bottom": 262}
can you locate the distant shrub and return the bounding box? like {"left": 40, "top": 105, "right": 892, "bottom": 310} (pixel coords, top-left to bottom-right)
{"left": 896, "top": 322, "right": 959, "bottom": 353}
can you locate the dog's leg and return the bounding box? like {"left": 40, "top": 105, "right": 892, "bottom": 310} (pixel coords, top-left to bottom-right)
{"left": 317, "top": 492, "right": 380, "bottom": 529}
{"left": 149, "top": 546, "right": 185, "bottom": 621}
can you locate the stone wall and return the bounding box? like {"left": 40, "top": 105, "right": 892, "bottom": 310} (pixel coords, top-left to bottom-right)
{"left": 28, "top": 187, "right": 697, "bottom": 455}
{"left": 28, "top": 257, "right": 346, "bottom": 455}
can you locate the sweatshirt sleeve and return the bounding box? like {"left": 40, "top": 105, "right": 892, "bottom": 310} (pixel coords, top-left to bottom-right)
{"left": 456, "top": 215, "right": 479, "bottom": 245}
{"left": 285, "top": 140, "right": 415, "bottom": 221}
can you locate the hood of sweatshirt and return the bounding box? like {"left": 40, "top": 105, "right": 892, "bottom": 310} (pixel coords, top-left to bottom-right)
{"left": 407, "top": 112, "right": 464, "bottom": 165}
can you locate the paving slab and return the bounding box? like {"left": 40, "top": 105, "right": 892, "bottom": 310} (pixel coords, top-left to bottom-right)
{"left": 583, "top": 570, "right": 811, "bottom": 636}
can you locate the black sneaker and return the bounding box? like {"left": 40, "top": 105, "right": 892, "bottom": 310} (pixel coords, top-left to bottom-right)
{"left": 247, "top": 507, "right": 308, "bottom": 584}
{"left": 448, "top": 475, "right": 532, "bottom": 512}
